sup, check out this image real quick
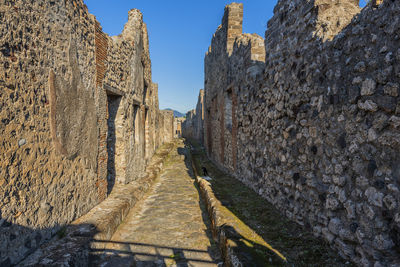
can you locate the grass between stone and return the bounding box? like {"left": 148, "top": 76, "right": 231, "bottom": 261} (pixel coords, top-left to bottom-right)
{"left": 188, "top": 139, "right": 353, "bottom": 267}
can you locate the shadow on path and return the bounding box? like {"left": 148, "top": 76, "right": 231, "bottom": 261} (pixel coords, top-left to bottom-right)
{"left": 91, "top": 240, "right": 218, "bottom": 266}
{"left": 91, "top": 141, "right": 222, "bottom": 266}
{"left": 180, "top": 142, "right": 286, "bottom": 266}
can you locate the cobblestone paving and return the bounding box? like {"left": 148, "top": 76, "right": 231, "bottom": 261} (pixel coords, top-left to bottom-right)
{"left": 95, "top": 141, "right": 221, "bottom": 267}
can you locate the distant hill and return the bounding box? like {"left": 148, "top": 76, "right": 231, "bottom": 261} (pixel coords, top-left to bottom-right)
{"left": 164, "top": 108, "right": 185, "bottom": 118}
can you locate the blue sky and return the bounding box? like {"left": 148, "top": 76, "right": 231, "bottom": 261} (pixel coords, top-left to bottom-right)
{"left": 84, "top": 0, "right": 368, "bottom": 113}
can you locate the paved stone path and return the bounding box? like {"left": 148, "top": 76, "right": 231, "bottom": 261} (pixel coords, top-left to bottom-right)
{"left": 95, "top": 141, "right": 221, "bottom": 267}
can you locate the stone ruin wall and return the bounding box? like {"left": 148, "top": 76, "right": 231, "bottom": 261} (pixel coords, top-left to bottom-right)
{"left": 185, "top": 1, "right": 400, "bottom": 266}
{"left": 159, "top": 110, "right": 175, "bottom": 144}
{"left": 204, "top": 3, "right": 266, "bottom": 172}
{"left": 0, "top": 0, "right": 173, "bottom": 265}
{"left": 174, "top": 117, "right": 185, "bottom": 138}
{"left": 182, "top": 89, "right": 205, "bottom": 144}
{"left": 183, "top": 109, "right": 196, "bottom": 141}
{"left": 195, "top": 89, "right": 205, "bottom": 143}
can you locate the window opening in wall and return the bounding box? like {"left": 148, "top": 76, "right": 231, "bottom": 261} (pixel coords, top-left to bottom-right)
{"left": 106, "top": 94, "right": 122, "bottom": 195}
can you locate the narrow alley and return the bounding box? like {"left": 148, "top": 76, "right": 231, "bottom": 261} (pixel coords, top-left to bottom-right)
{"left": 2, "top": 1, "right": 399, "bottom": 266}
{"left": 94, "top": 140, "right": 221, "bottom": 266}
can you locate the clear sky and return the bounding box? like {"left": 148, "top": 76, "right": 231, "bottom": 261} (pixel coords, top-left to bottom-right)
{"left": 84, "top": 0, "right": 368, "bottom": 113}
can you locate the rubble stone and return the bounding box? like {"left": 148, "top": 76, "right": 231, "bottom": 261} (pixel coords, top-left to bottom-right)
{"left": 183, "top": 1, "right": 400, "bottom": 265}
{"left": 0, "top": 1, "right": 174, "bottom": 264}
{"left": 361, "top": 79, "right": 377, "bottom": 96}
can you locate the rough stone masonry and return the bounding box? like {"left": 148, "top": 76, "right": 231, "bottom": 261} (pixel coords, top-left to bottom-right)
{"left": 184, "top": 1, "right": 400, "bottom": 266}
{"left": 0, "top": 0, "right": 173, "bottom": 265}
{"left": 182, "top": 89, "right": 205, "bottom": 144}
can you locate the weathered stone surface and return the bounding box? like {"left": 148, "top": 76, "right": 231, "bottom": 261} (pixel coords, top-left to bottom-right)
{"left": 361, "top": 78, "right": 377, "bottom": 96}
{"left": 0, "top": 1, "right": 174, "bottom": 265}
{"left": 184, "top": 1, "right": 400, "bottom": 265}
{"left": 328, "top": 218, "right": 342, "bottom": 236}
{"left": 174, "top": 116, "right": 185, "bottom": 138}
{"left": 373, "top": 234, "right": 394, "bottom": 251}
{"left": 20, "top": 142, "right": 174, "bottom": 266}
{"left": 358, "top": 100, "right": 379, "bottom": 112}
{"left": 365, "top": 187, "right": 384, "bottom": 208}
{"left": 384, "top": 83, "right": 399, "bottom": 97}
{"left": 182, "top": 89, "right": 205, "bottom": 144}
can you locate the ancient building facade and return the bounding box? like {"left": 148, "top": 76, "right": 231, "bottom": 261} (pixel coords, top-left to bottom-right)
{"left": 174, "top": 117, "right": 185, "bottom": 138}
{"left": 182, "top": 89, "right": 205, "bottom": 144}
{"left": 182, "top": 110, "right": 196, "bottom": 141}
{"left": 204, "top": 3, "right": 266, "bottom": 172}
{"left": 184, "top": 1, "right": 400, "bottom": 265}
{"left": 159, "top": 110, "right": 175, "bottom": 144}
{"left": 0, "top": 0, "right": 173, "bottom": 265}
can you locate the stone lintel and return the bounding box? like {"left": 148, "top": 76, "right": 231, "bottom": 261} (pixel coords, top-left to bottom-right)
{"left": 104, "top": 84, "right": 125, "bottom": 96}
{"left": 132, "top": 97, "right": 141, "bottom": 106}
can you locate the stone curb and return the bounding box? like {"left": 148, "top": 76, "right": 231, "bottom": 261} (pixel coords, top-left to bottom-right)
{"left": 20, "top": 142, "right": 176, "bottom": 267}
{"left": 187, "top": 148, "right": 243, "bottom": 267}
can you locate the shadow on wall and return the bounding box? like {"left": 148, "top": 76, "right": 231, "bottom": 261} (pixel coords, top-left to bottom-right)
{"left": 180, "top": 142, "right": 290, "bottom": 266}
{"left": 1, "top": 142, "right": 279, "bottom": 266}
{"left": 201, "top": 0, "right": 400, "bottom": 265}
{"left": 106, "top": 94, "right": 122, "bottom": 195}
{"left": 187, "top": 140, "right": 354, "bottom": 266}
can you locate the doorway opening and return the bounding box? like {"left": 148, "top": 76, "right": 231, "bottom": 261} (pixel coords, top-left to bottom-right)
{"left": 106, "top": 93, "right": 123, "bottom": 195}
{"left": 133, "top": 105, "right": 140, "bottom": 144}
{"left": 144, "top": 108, "right": 149, "bottom": 159}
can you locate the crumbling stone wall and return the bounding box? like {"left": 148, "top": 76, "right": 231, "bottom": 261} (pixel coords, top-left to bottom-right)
{"left": 183, "top": 109, "right": 196, "bottom": 140}
{"left": 159, "top": 110, "right": 174, "bottom": 145}
{"left": 195, "top": 89, "right": 205, "bottom": 143}
{"left": 199, "top": 1, "right": 400, "bottom": 265}
{"left": 0, "top": 0, "right": 173, "bottom": 265}
{"left": 182, "top": 90, "right": 205, "bottom": 144}
{"left": 174, "top": 117, "right": 185, "bottom": 138}
{"left": 203, "top": 3, "right": 265, "bottom": 172}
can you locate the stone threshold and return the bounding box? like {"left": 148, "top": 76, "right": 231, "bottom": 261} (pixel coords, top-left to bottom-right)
{"left": 19, "top": 142, "right": 176, "bottom": 267}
